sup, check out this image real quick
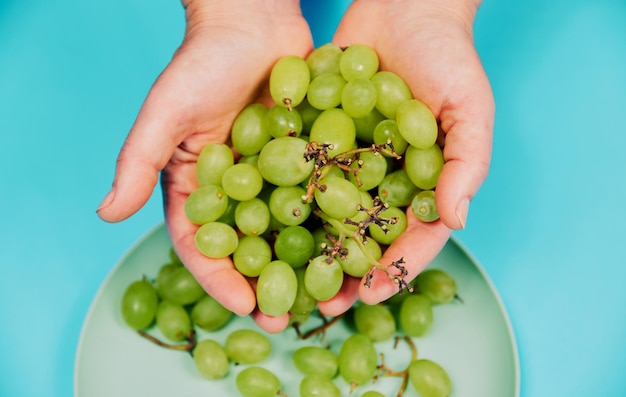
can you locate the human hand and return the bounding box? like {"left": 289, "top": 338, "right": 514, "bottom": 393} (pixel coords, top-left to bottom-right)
{"left": 96, "top": 0, "right": 313, "bottom": 333}
{"left": 318, "top": 0, "right": 495, "bottom": 316}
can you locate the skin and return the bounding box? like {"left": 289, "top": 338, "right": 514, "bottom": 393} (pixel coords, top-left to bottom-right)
{"left": 97, "top": 0, "right": 494, "bottom": 333}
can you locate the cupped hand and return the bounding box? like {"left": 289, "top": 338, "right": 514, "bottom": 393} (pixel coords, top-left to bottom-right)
{"left": 96, "top": 0, "right": 313, "bottom": 333}
{"left": 319, "top": 0, "right": 495, "bottom": 316}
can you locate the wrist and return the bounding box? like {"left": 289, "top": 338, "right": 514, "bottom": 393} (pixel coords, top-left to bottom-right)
{"left": 182, "top": 0, "right": 303, "bottom": 28}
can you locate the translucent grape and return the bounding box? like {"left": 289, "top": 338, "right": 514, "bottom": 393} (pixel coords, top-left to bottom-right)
{"left": 362, "top": 392, "right": 385, "bottom": 397}
{"left": 342, "top": 77, "right": 377, "bottom": 118}
{"left": 292, "top": 346, "right": 339, "bottom": 378}
{"left": 338, "top": 333, "right": 378, "bottom": 387}
{"left": 235, "top": 198, "right": 270, "bottom": 236}
{"left": 348, "top": 150, "right": 388, "bottom": 191}
{"left": 231, "top": 103, "right": 271, "bottom": 156}
{"left": 399, "top": 294, "right": 434, "bottom": 337}
{"left": 373, "top": 119, "right": 409, "bottom": 155}
{"left": 216, "top": 197, "right": 238, "bottom": 226}
{"left": 256, "top": 260, "right": 298, "bottom": 316}
{"left": 353, "top": 303, "right": 396, "bottom": 342}
{"left": 196, "top": 143, "right": 234, "bottom": 186}
{"left": 370, "top": 70, "right": 413, "bottom": 119}
{"left": 306, "top": 42, "right": 342, "bottom": 79}
{"left": 289, "top": 267, "right": 317, "bottom": 325}
{"left": 339, "top": 44, "right": 379, "bottom": 81}
{"left": 225, "top": 329, "right": 272, "bottom": 364}
{"left": 274, "top": 225, "right": 315, "bottom": 268}
{"left": 193, "top": 339, "right": 229, "bottom": 380}
{"left": 155, "top": 300, "right": 191, "bottom": 342}
{"left": 156, "top": 265, "right": 205, "bottom": 306}
{"left": 338, "top": 237, "right": 381, "bottom": 278}
{"left": 221, "top": 163, "right": 264, "bottom": 202}
{"left": 307, "top": 72, "right": 346, "bottom": 110}
{"left": 408, "top": 359, "right": 452, "bottom": 397}
{"left": 184, "top": 184, "right": 229, "bottom": 225}
{"left": 353, "top": 108, "right": 386, "bottom": 143}
{"left": 300, "top": 374, "right": 341, "bottom": 397}
{"left": 415, "top": 269, "right": 457, "bottom": 305}
{"left": 236, "top": 366, "right": 281, "bottom": 397}
{"left": 270, "top": 55, "right": 310, "bottom": 108}
{"left": 396, "top": 99, "right": 438, "bottom": 149}
{"left": 368, "top": 205, "right": 408, "bottom": 245}
{"left": 411, "top": 190, "right": 439, "bottom": 222}
{"left": 232, "top": 235, "right": 272, "bottom": 277}
{"left": 120, "top": 278, "right": 158, "bottom": 330}
{"left": 304, "top": 255, "right": 344, "bottom": 302}
{"left": 296, "top": 97, "right": 322, "bottom": 133}
{"left": 257, "top": 136, "right": 314, "bottom": 186}
{"left": 309, "top": 108, "right": 356, "bottom": 157}
{"left": 269, "top": 185, "right": 311, "bottom": 226}
{"left": 265, "top": 104, "right": 302, "bottom": 138}
{"left": 404, "top": 143, "right": 444, "bottom": 190}
{"left": 191, "top": 294, "right": 233, "bottom": 332}
{"left": 378, "top": 169, "right": 419, "bottom": 207}
{"left": 314, "top": 175, "right": 362, "bottom": 219}
{"left": 195, "top": 222, "right": 239, "bottom": 258}
{"left": 155, "top": 262, "right": 182, "bottom": 299}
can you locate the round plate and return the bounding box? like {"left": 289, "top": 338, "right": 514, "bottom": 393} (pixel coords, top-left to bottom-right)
{"left": 74, "top": 223, "right": 520, "bottom": 397}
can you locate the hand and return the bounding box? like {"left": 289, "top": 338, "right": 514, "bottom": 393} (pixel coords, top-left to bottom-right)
{"left": 97, "top": 0, "right": 313, "bottom": 333}
{"left": 318, "top": 0, "right": 495, "bottom": 316}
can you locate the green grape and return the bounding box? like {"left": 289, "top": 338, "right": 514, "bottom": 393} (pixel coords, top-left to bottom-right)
{"left": 408, "top": 359, "right": 452, "bottom": 397}
{"left": 195, "top": 222, "right": 239, "bottom": 258}
{"left": 157, "top": 265, "right": 205, "bottom": 306}
{"left": 269, "top": 185, "right": 311, "bottom": 226}
{"left": 155, "top": 300, "right": 191, "bottom": 342}
{"left": 185, "top": 184, "right": 229, "bottom": 225}
{"left": 348, "top": 150, "right": 388, "bottom": 191}
{"left": 274, "top": 225, "right": 315, "bottom": 268}
{"left": 292, "top": 346, "right": 339, "bottom": 378}
{"left": 362, "top": 392, "right": 385, "bottom": 397}
{"left": 314, "top": 175, "right": 362, "bottom": 219}
{"left": 232, "top": 235, "right": 272, "bottom": 277}
{"left": 353, "top": 107, "right": 386, "bottom": 143}
{"left": 338, "top": 237, "right": 381, "bottom": 278}
{"left": 370, "top": 70, "right": 413, "bottom": 119}
{"left": 368, "top": 205, "right": 408, "bottom": 245}
{"left": 373, "top": 119, "right": 409, "bottom": 155}
{"left": 396, "top": 99, "right": 438, "bottom": 149}
{"left": 378, "top": 169, "right": 419, "bottom": 207}
{"left": 236, "top": 366, "right": 281, "bottom": 397}
{"left": 311, "top": 227, "right": 334, "bottom": 257}
{"left": 415, "top": 269, "right": 457, "bottom": 304}
{"left": 265, "top": 104, "right": 303, "bottom": 138}
{"left": 270, "top": 55, "right": 310, "bottom": 108}
{"left": 191, "top": 294, "right": 233, "bottom": 331}
{"left": 307, "top": 72, "right": 346, "bottom": 110}
{"left": 155, "top": 262, "right": 182, "bottom": 299}
{"left": 306, "top": 42, "right": 342, "bottom": 79}
{"left": 339, "top": 44, "right": 379, "bottom": 81}
{"left": 221, "top": 163, "right": 264, "bottom": 202}
{"left": 256, "top": 260, "right": 298, "bottom": 316}
{"left": 120, "top": 278, "right": 158, "bottom": 330}
{"left": 296, "top": 97, "right": 322, "bottom": 134}
{"left": 341, "top": 77, "right": 377, "bottom": 118}
{"left": 304, "top": 255, "right": 344, "bottom": 301}
{"left": 338, "top": 333, "right": 378, "bottom": 387}
{"left": 289, "top": 267, "right": 317, "bottom": 325}
{"left": 309, "top": 108, "right": 356, "bottom": 157}
{"left": 193, "top": 339, "right": 229, "bottom": 380}
{"left": 300, "top": 374, "right": 341, "bottom": 397}
{"left": 411, "top": 190, "right": 439, "bottom": 222}
{"left": 353, "top": 303, "right": 396, "bottom": 342}
{"left": 196, "top": 143, "right": 234, "bottom": 186}
{"left": 216, "top": 197, "right": 239, "bottom": 226}
{"left": 235, "top": 198, "right": 270, "bottom": 236}
{"left": 225, "top": 329, "right": 272, "bottom": 364}
{"left": 238, "top": 154, "right": 259, "bottom": 167}
{"left": 232, "top": 103, "right": 271, "bottom": 156}
{"left": 399, "top": 294, "right": 434, "bottom": 337}
{"left": 257, "top": 136, "right": 314, "bottom": 186}
{"left": 404, "top": 143, "right": 444, "bottom": 190}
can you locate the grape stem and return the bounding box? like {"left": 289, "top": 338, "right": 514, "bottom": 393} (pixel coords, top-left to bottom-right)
{"left": 374, "top": 336, "right": 417, "bottom": 397}
{"left": 136, "top": 329, "right": 197, "bottom": 356}
{"left": 295, "top": 312, "right": 345, "bottom": 341}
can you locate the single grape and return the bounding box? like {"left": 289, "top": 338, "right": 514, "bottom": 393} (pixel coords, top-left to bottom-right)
{"left": 373, "top": 119, "right": 409, "bottom": 155}
{"left": 155, "top": 262, "right": 182, "bottom": 298}
{"left": 185, "top": 184, "right": 229, "bottom": 225}
{"left": 307, "top": 72, "right": 346, "bottom": 110}
{"left": 341, "top": 77, "right": 378, "bottom": 118}
{"left": 368, "top": 205, "right": 408, "bottom": 245}
{"left": 256, "top": 260, "right": 298, "bottom": 316}
{"left": 292, "top": 346, "right": 339, "bottom": 378}
{"left": 378, "top": 169, "right": 419, "bottom": 207}
{"left": 235, "top": 198, "right": 270, "bottom": 236}
{"left": 193, "top": 339, "right": 229, "bottom": 380}
{"left": 348, "top": 150, "right": 388, "bottom": 191}
{"left": 339, "top": 44, "right": 379, "bottom": 81}
{"left": 221, "top": 163, "right": 264, "bottom": 202}
{"left": 396, "top": 99, "right": 438, "bottom": 149}
{"left": 408, "top": 359, "right": 452, "bottom": 397}
{"left": 274, "top": 225, "right": 315, "bottom": 268}
{"left": 225, "top": 329, "right": 272, "bottom": 364}
{"left": 353, "top": 107, "right": 386, "bottom": 143}
{"left": 338, "top": 333, "right": 378, "bottom": 387}
{"left": 236, "top": 366, "right": 281, "bottom": 397}
{"left": 216, "top": 197, "right": 239, "bottom": 226}
{"left": 269, "top": 185, "right": 311, "bottom": 226}
{"left": 265, "top": 104, "right": 303, "bottom": 138}
{"left": 353, "top": 303, "right": 397, "bottom": 342}
{"left": 404, "top": 143, "right": 444, "bottom": 190}
{"left": 257, "top": 136, "right": 314, "bottom": 186}
{"left": 370, "top": 70, "right": 413, "bottom": 119}
{"left": 156, "top": 265, "right": 205, "bottom": 306}
{"left": 191, "top": 294, "right": 233, "bottom": 332}
{"left": 411, "top": 190, "right": 439, "bottom": 222}
{"left": 120, "top": 278, "right": 158, "bottom": 330}
{"left": 232, "top": 235, "right": 272, "bottom": 277}
{"left": 270, "top": 55, "right": 310, "bottom": 108}
{"left": 155, "top": 300, "right": 191, "bottom": 342}
{"left": 306, "top": 42, "right": 342, "bottom": 79}
{"left": 415, "top": 269, "right": 457, "bottom": 305}
{"left": 300, "top": 374, "right": 341, "bottom": 397}
{"left": 338, "top": 237, "right": 381, "bottom": 278}
{"left": 289, "top": 267, "right": 317, "bottom": 325}
{"left": 314, "top": 175, "right": 362, "bottom": 220}
{"left": 399, "top": 294, "right": 434, "bottom": 337}
{"left": 304, "top": 255, "right": 344, "bottom": 302}
{"left": 196, "top": 143, "right": 234, "bottom": 186}
{"left": 362, "top": 392, "right": 386, "bottom": 397}
{"left": 195, "top": 222, "right": 239, "bottom": 258}
{"left": 238, "top": 154, "right": 259, "bottom": 167}
{"left": 232, "top": 103, "right": 271, "bottom": 156}
{"left": 296, "top": 97, "right": 322, "bottom": 133}
{"left": 309, "top": 108, "right": 356, "bottom": 157}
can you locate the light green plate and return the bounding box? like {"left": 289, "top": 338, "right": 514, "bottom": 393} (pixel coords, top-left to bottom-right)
{"left": 74, "top": 223, "right": 520, "bottom": 397}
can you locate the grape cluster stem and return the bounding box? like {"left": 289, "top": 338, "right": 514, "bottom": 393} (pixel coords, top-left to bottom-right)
{"left": 374, "top": 336, "right": 418, "bottom": 397}
{"left": 137, "top": 329, "right": 197, "bottom": 356}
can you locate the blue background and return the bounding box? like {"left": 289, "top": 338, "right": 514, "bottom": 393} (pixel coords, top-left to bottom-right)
{"left": 1, "top": 0, "right": 625, "bottom": 396}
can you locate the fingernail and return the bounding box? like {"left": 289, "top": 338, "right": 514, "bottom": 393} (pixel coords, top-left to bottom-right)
{"left": 455, "top": 198, "right": 470, "bottom": 230}
{"left": 97, "top": 188, "right": 116, "bottom": 213}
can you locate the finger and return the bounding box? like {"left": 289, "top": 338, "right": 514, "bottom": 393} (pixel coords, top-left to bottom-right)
{"left": 358, "top": 209, "right": 452, "bottom": 304}
{"left": 250, "top": 310, "right": 290, "bottom": 334}
{"left": 317, "top": 275, "right": 360, "bottom": 317}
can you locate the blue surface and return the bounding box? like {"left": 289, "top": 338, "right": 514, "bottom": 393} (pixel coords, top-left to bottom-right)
{"left": 1, "top": 0, "right": 625, "bottom": 396}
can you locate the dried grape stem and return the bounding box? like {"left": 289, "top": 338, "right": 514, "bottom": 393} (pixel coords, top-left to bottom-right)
{"left": 299, "top": 313, "right": 345, "bottom": 340}
{"left": 137, "top": 329, "right": 197, "bottom": 355}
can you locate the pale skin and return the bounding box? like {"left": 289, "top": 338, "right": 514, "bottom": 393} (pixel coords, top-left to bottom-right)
{"left": 97, "top": 0, "right": 494, "bottom": 333}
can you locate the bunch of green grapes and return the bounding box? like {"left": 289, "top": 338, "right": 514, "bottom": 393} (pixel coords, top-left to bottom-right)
{"left": 187, "top": 43, "right": 445, "bottom": 320}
